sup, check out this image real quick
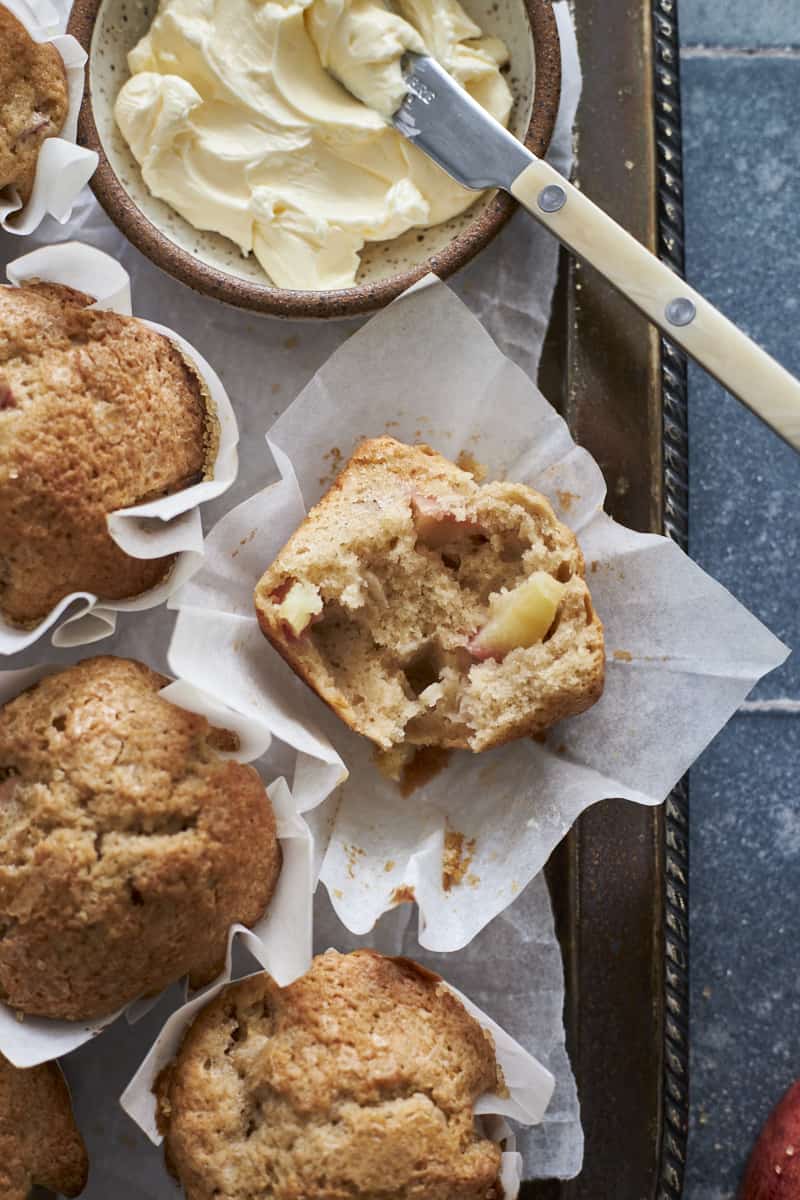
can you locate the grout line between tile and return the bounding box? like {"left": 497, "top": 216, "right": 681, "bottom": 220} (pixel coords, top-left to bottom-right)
{"left": 681, "top": 45, "right": 800, "bottom": 59}
{"left": 739, "top": 699, "right": 800, "bottom": 714}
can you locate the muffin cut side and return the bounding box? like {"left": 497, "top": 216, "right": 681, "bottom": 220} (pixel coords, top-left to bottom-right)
{"left": 0, "top": 282, "right": 219, "bottom": 625}
{"left": 158, "top": 949, "right": 505, "bottom": 1200}
{"left": 0, "top": 1054, "right": 88, "bottom": 1200}
{"left": 0, "top": 656, "right": 280, "bottom": 1020}
{"left": 0, "top": 5, "right": 69, "bottom": 207}
{"left": 255, "top": 437, "right": 604, "bottom": 755}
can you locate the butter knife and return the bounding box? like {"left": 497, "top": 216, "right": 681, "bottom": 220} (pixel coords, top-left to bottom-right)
{"left": 389, "top": 53, "right": 800, "bottom": 453}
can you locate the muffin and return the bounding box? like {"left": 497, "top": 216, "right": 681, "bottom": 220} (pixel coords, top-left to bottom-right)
{"left": 255, "top": 437, "right": 604, "bottom": 754}
{"left": 0, "top": 1053, "right": 88, "bottom": 1199}
{"left": 0, "top": 656, "right": 281, "bottom": 1020}
{"left": 157, "top": 949, "right": 505, "bottom": 1200}
{"left": 0, "top": 5, "right": 69, "bottom": 208}
{"left": 0, "top": 282, "right": 218, "bottom": 626}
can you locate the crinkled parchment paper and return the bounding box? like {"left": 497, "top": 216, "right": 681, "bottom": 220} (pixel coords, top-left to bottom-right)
{"left": 167, "top": 279, "right": 788, "bottom": 955}
{"left": 0, "top": 0, "right": 97, "bottom": 233}
{"left": 0, "top": 241, "right": 239, "bottom": 651}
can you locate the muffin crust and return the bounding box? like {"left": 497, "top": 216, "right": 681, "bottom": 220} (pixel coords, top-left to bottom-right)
{"left": 0, "top": 1053, "right": 88, "bottom": 1199}
{"left": 158, "top": 949, "right": 505, "bottom": 1200}
{"left": 0, "top": 282, "right": 217, "bottom": 625}
{"left": 0, "top": 5, "right": 68, "bottom": 207}
{"left": 0, "top": 656, "right": 280, "bottom": 1020}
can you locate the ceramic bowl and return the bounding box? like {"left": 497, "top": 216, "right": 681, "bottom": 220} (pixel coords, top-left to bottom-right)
{"left": 68, "top": 0, "right": 561, "bottom": 318}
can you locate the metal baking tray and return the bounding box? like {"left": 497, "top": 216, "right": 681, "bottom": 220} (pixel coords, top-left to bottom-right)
{"left": 529, "top": 0, "right": 688, "bottom": 1195}
{"left": 0, "top": 0, "right": 688, "bottom": 1194}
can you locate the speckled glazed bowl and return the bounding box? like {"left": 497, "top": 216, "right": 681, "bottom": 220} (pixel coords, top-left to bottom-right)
{"left": 68, "top": 0, "right": 561, "bottom": 319}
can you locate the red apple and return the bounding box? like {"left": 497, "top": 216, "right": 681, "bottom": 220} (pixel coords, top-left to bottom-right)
{"left": 739, "top": 1079, "right": 800, "bottom": 1199}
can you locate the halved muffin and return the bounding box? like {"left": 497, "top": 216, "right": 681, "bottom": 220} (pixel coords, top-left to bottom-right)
{"left": 255, "top": 437, "right": 604, "bottom": 754}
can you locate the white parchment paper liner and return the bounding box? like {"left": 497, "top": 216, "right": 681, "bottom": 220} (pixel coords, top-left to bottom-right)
{"left": 0, "top": 0, "right": 97, "bottom": 233}
{"left": 0, "top": 241, "right": 239, "bottom": 652}
{"left": 168, "top": 279, "right": 789, "bottom": 954}
{"left": 121, "top": 956, "right": 555, "bottom": 1200}
{"left": 0, "top": 664, "right": 316, "bottom": 1067}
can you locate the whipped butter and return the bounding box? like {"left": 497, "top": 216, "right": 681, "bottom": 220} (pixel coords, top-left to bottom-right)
{"left": 114, "top": 0, "right": 512, "bottom": 290}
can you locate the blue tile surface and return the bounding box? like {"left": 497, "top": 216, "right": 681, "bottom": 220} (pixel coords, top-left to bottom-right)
{"left": 683, "top": 55, "right": 800, "bottom": 699}
{"left": 683, "top": 22, "right": 800, "bottom": 1200}
{"left": 686, "top": 716, "right": 800, "bottom": 1199}
{"left": 680, "top": 0, "right": 800, "bottom": 47}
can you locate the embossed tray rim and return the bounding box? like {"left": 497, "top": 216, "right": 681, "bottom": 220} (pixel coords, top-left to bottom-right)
{"left": 524, "top": 1, "right": 689, "bottom": 1196}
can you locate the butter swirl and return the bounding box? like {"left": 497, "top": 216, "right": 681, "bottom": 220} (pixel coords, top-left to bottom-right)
{"left": 115, "top": 0, "right": 512, "bottom": 290}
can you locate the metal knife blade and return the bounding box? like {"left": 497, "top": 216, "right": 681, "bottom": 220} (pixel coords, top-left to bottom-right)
{"left": 392, "top": 52, "right": 532, "bottom": 191}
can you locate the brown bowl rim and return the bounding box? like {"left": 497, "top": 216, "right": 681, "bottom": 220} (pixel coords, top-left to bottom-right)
{"left": 67, "top": 0, "right": 561, "bottom": 319}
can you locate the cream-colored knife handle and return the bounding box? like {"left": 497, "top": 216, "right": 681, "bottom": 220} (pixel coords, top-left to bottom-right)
{"left": 511, "top": 158, "right": 800, "bottom": 452}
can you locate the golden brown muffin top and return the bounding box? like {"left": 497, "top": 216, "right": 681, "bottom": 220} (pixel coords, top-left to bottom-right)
{"left": 0, "top": 656, "right": 280, "bottom": 1020}
{"left": 0, "top": 1053, "right": 87, "bottom": 1199}
{"left": 158, "top": 949, "right": 505, "bottom": 1200}
{"left": 0, "top": 5, "right": 68, "bottom": 207}
{"left": 0, "top": 282, "right": 217, "bottom": 625}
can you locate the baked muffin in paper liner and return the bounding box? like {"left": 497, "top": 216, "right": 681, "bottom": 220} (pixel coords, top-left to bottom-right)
{"left": 0, "top": 664, "right": 315, "bottom": 1068}
{"left": 0, "top": 242, "right": 239, "bottom": 652}
{"left": 0, "top": 0, "right": 97, "bottom": 234}
{"left": 121, "top": 949, "right": 555, "bottom": 1200}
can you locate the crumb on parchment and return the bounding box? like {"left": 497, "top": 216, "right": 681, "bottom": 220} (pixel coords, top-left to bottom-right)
{"left": 456, "top": 449, "right": 487, "bottom": 482}
{"left": 442, "top": 828, "right": 476, "bottom": 892}
{"left": 318, "top": 445, "right": 344, "bottom": 488}
{"left": 344, "top": 843, "right": 365, "bottom": 879}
